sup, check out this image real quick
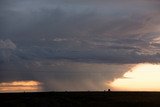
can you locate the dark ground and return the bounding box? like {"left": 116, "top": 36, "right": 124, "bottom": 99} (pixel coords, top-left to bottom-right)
{"left": 1, "top": 91, "right": 160, "bottom": 107}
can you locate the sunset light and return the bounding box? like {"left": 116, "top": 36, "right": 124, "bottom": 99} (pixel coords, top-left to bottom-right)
{"left": 110, "top": 63, "right": 160, "bottom": 91}
{"left": 0, "top": 81, "right": 42, "bottom": 92}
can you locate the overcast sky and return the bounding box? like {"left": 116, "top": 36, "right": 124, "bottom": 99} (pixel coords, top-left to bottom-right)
{"left": 0, "top": 0, "right": 160, "bottom": 91}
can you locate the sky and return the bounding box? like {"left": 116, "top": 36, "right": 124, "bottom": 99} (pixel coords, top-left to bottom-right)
{"left": 1, "top": 0, "right": 160, "bottom": 92}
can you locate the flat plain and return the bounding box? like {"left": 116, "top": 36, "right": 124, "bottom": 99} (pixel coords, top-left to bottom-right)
{"left": 1, "top": 91, "right": 160, "bottom": 107}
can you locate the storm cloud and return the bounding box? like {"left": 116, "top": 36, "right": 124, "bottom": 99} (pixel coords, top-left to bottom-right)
{"left": 1, "top": 0, "right": 160, "bottom": 91}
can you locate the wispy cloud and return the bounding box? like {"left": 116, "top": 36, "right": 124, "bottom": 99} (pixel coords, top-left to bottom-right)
{"left": 0, "top": 39, "right": 16, "bottom": 49}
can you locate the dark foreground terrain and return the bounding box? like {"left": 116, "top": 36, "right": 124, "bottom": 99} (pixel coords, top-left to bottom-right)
{"left": 1, "top": 91, "right": 160, "bottom": 107}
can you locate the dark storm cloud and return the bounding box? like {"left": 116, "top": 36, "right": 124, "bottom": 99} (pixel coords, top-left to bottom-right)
{"left": 1, "top": 3, "right": 159, "bottom": 63}
{"left": 1, "top": 0, "right": 160, "bottom": 91}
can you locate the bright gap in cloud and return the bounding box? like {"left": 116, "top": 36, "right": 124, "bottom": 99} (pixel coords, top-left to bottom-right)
{"left": 0, "top": 80, "right": 42, "bottom": 92}
{"left": 109, "top": 63, "right": 160, "bottom": 91}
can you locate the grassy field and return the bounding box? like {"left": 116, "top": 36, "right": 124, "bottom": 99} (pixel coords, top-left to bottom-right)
{"left": 1, "top": 91, "right": 160, "bottom": 107}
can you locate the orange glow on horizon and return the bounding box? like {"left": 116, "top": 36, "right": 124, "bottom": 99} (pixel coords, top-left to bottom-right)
{"left": 0, "top": 81, "right": 42, "bottom": 92}
{"left": 109, "top": 63, "right": 160, "bottom": 91}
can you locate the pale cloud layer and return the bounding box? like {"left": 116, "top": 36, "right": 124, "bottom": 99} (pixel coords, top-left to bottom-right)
{"left": 0, "top": 39, "right": 16, "bottom": 49}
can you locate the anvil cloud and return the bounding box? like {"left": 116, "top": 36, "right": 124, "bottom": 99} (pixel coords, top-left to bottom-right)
{"left": 0, "top": 0, "right": 160, "bottom": 91}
